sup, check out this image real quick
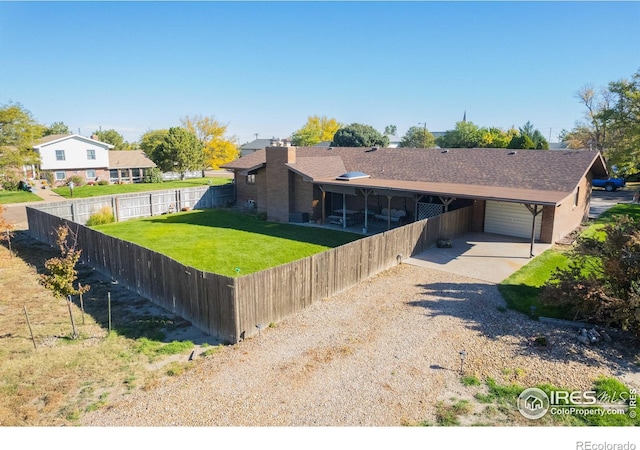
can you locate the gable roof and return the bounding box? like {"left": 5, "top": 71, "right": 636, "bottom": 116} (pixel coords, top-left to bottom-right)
{"left": 223, "top": 146, "right": 608, "bottom": 205}
{"left": 240, "top": 139, "right": 275, "bottom": 151}
{"left": 34, "top": 133, "right": 114, "bottom": 149}
{"left": 108, "top": 151, "right": 156, "bottom": 169}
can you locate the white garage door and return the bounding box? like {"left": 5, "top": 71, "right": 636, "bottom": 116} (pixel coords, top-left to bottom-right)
{"left": 484, "top": 201, "right": 542, "bottom": 240}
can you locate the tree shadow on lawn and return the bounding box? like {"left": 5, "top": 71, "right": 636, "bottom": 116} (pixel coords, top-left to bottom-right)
{"left": 4, "top": 231, "right": 215, "bottom": 345}
{"left": 407, "top": 281, "right": 639, "bottom": 377}
{"left": 144, "top": 208, "right": 362, "bottom": 247}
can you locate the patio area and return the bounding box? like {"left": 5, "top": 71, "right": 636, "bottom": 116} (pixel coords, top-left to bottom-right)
{"left": 404, "top": 232, "right": 552, "bottom": 283}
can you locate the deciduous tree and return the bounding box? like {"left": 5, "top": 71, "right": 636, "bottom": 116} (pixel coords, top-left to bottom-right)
{"left": 92, "top": 129, "right": 125, "bottom": 149}
{"left": 43, "top": 121, "right": 70, "bottom": 136}
{"left": 180, "top": 115, "right": 238, "bottom": 169}
{"left": 331, "top": 123, "right": 389, "bottom": 147}
{"left": 291, "top": 115, "right": 342, "bottom": 146}
{"left": 435, "top": 121, "right": 482, "bottom": 148}
{"left": 151, "top": 127, "right": 204, "bottom": 179}
{"left": 399, "top": 126, "right": 435, "bottom": 148}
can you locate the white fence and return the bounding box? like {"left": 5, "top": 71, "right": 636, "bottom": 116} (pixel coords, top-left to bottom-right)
{"left": 31, "top": 184, "right": 235, "bottom": 224}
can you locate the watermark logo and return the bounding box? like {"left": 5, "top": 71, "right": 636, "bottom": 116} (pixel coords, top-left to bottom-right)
{"left": 517, "top": 387, "right": 637, "bottom": 420}
{"left": 518, "top": 387, "right": 550, "bottom": 419}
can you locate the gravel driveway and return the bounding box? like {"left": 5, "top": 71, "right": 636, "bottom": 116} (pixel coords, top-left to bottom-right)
{"left": 81, "top": 263, "right": 638, "bottom": 427}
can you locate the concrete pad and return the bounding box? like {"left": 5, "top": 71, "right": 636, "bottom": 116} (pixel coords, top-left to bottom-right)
{"left": 404, "top": 232, "right": 552, "bottom": 284}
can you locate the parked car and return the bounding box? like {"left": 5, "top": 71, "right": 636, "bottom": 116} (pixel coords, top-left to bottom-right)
{"left": 592, "top": 177, "right": 626, "bottom": 192}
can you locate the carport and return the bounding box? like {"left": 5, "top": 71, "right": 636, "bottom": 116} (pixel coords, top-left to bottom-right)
{"left": 404, "top": 232, "right": 553, "bottom": 284}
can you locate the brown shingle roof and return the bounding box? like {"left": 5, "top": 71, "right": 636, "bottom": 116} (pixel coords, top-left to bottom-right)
{"left": 222, "top": 146, "right": 607, "bottom": 204}
{"left": 108, "top": 151, "right": 156, "bottom": 169}
{"left": 286, "top": 156, "right": 346, "bottom": 180}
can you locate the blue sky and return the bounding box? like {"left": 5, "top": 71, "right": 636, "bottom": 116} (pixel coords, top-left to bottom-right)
{"left": 1, "top": 1, "right": 639, "bottom": 145}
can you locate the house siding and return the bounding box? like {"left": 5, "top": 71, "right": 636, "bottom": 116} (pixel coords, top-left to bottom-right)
{"left": 548, "top": 175, "right": 592, "bottom": 243}
{"left": 38, "top": 138, "right": 110, "bottom": 171}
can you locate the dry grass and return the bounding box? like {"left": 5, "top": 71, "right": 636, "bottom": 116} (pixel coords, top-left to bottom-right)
{"left": 0, "top": 232, "right": 208, "bottom": 426}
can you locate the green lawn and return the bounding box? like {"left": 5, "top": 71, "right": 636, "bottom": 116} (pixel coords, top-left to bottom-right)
{"left": 0, "top": 190, "right": 43, "bottom": 204}
{"left": 53, "top": 177, "right": 232, "bottom": 199}
{"left": 498, "top": 203, "right": 640, "bottom": 317}
{"left": 93, "top": 209, "right": 363, "bottom": 276}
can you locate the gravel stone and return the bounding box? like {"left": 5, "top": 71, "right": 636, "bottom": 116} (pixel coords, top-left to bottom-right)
{"left": 81, "top": 264, "right": 639, "bottom": 426}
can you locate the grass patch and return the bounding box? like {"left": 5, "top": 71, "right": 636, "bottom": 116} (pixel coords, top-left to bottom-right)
{"left": 93, "top": 209, "right": 363, "bottom": 276}
{"left": 435, "top": 399, "right": 473, "bottom": 425}
{"left": 0, "top": 190, "right": 42, "bottom": 204}
{"left": 465, "top": 377, "right": 639, "bottom": 426}
{"left": 134, "top": 338, "right": 194, "bottom": 360}
{"left": 52, "top": 177, "right": 232, "bottom": 199}
{"left": 498, "top": 248, "right": 570, "bottom": 317}
{"left": 461, "top": 375, "right": 481, "bottom": 386}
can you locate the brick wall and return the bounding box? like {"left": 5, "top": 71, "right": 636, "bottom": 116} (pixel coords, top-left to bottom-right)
{"left": 266, "top": 146, "right": 296, "bottom": 222}
{"left": 548, "top": 175, "right": 592, "bottom": 242}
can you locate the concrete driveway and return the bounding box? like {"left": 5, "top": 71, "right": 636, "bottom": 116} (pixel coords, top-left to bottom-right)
{"left": 405, "top": 232, "right": 552, "bottom": 283}
{"left": 589, "top": 186, "right": 637, "bottom": 219}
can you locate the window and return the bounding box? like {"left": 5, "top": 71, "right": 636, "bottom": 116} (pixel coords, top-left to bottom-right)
{"left": 86, "top": 169, "right": 96, "bottom": 179}
{"left": 247, "top": 174, "right": 256, "bottom": 184}
{"left": 87, "top": 149, "right": 96, "bottom": 160}
{"left": 55, "top": 171, "right": 66, "bottom": 181}
{"left": 55, "top": 150, "right": 65, "bottom": 161}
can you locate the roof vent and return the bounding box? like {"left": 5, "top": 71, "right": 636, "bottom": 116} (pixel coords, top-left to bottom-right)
{"left": 508, "top": 150, "right": 517, "bottom": 155}
{"left": 365, "top": 147, "right": 378, "bottom": 153}
{"left": 336, "top": 171, "right": 371, "bottom": 181}
{"left": 327, "top": 147, "right": 333, "bottom": 150}
{"left": 441, "top": 149, "right": 449, "bottom": 153}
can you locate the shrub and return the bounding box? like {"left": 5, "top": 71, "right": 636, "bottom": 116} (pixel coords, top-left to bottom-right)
{"left": 86, "top": 206, "right": 115, "bottom": 226}
{"left": 97, "top": 180, "right": 109, "bottom": 186}
{"left": 541, "top": 215, "right": 640, "bottom": 335}
{"left": 144, "top": 167, "right": 163, "bottom": 184}
{"left": 66, "top": 175, "right": 84, "bottom": 187}
{"left": 1, "top": 173, "right": 20, "bottom": 191}
{"left": 42, "top": 171, "right": 54, "bottom": 187}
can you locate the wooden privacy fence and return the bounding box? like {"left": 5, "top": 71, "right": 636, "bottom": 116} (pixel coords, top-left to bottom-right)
{"left": 31, "top": 184, "right": 234, "bottom": 224}
{"left": 26, "top": 204, "right": 472, "bottom": 344}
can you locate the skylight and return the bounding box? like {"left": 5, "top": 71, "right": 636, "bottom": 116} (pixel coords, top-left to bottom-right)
{"left": 336, "top": 171, "right": 371, "bottom": 181}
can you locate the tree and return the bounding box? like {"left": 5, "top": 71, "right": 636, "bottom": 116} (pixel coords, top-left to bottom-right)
{"left": 92, "top": 129, "right": 125, "bottom": 149}
{"left": 180, "top": 115, "right": 238, "bottom": 169}
{"left": 384, "top": 125, "right": 397, "bottom": 136}
{"left": 0, "top": 102, "right": 43, "bottom": 180}
{"left": 563, "top": 70, "right": 640, "bottom": 176}
{"left": 139, "top": 129, "right": 169, "bottom": 160}
{"left": 331, "top": 123, "right": 389, "bottom": 147}
{"left": 435, "top": 121, "right": 482, "bottom": 148}
{"left": 507, "top": 134, "right": 536, "bottom": 149}
{"left": 0, "top": 204, "right": 14, "bottom": 255}
{"left": 151, "top": 127, "right": 204, "bottom": 179}
{"left": 40, "top": 224, "right": 90, "bottom": 300}
{"left": 518, "top": 121, "right": 549, "bottom": 149}
{"left": 43, "top": 121, "right": 70, "bottom": 136}
{"left": 399, "top": 126, "right": 435, "bottom": 148}
{"left": 290, "top": 115, "right": 342, "bottom": 146}
{"left": 541, "top": 215, "right": 640, "bottom": 336}
{"left": 478, "top": 127, "right": 517, "bottom": 148}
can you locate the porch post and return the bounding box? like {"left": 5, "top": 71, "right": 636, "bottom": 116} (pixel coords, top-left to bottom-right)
{"left": 342, "top": 193, "right": 346, "bottom": 229}
{"left": 524, "top": 204, "right": 542, "bottom": 258}
{"left": 386, "top": 195, "right": 392, "bottom": 230}
{"left": 319, "top": 185, "right": 326, "bottom": 224}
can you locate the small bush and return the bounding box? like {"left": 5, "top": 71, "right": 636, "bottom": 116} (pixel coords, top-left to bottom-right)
{"left": 66, "top": 175, "right": 84, "bottom": 187}
{"left": 1, "top": 173, "right": 20, "bottom": 191}
{"left": 144, "top": 167, "right": 163, "bottom": 184}
{"left": 86, "top": 206, "right": 115, "bottom": 226}
{"left": 97, "top": 180, "right": 109, "bottom": 186}
{"left": 42, "top": 171, "right": 55, "bottom": 187}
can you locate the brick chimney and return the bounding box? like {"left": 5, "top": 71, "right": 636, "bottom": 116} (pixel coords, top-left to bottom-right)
{"left": 266, "top": 145, "right": 296, "bottom": 223}
{"left": 91, "top": 134, "right": 99, "bottom": 140}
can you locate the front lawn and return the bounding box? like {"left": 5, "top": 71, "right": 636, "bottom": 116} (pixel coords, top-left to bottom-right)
{"left": 52, "top": 177, "right": 232, "bottom": 199}
{"left": 0, "top": 190, "right": 42, "bottom": 204}
{"left": 499, "top": 203, "right": 640, "bottom": 318}
{"left": 93, "top": 209, "right": 363, "bottom": 276}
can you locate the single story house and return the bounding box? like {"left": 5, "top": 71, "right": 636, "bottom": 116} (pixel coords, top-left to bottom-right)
{"left": 33, "top": 134, "right": 156, "bottom": 185}
{"left": 222, "top": 144, "right": 608, "bottom": 245}
{"left": 240, "top": 138, "right": 291, "bottom": 157}
{"left": 108, "top": 150, "right": 157, "bottom": 183}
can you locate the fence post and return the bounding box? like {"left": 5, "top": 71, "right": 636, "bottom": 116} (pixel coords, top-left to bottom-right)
{"left": 70, "top": 202, "right": 77, "bottom": 223}
{"left": 150, "top": 193, "right": 154, "bottom": 216}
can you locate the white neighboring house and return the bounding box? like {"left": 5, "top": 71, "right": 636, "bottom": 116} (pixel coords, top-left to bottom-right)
{"left": 33, "top": 134, "right": 113, "bottom": 185}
